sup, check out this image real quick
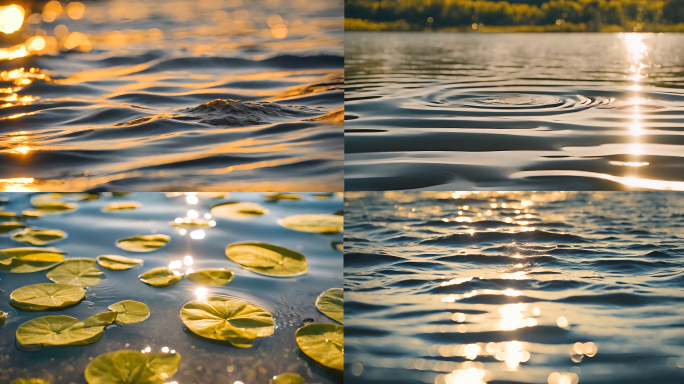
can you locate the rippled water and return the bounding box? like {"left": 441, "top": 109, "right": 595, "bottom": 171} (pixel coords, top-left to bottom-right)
{"left": 0, "top": 192, "right": 343, "bottom": 383}
{"left": 0, "top": 0, "right": 343, "bottom": 191}
{"left": 345, "top": 32, "right": 684, "bottom": 191}
{"left": 344, "top": 191, "right": 684, "bottom": 384}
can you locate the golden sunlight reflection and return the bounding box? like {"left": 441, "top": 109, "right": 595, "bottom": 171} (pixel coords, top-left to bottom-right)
{"left": 441, "top": 289, "right": 523, "bottom": 303}
{"left": 498, "top": 303, "right": 537, "bottom": 331}
{"left": 439, "top": 362, "right": 487, "bottom": 384}
{"left": 0, "top": 177, "right": 36, "bottom": 192}
{"left": 195, "top": 286, "right": 207, "bottom": 301}
{"left": 0, "top": 4, "right": 24, "bottom": 34}
{"left": 556, "top": 316, "right": 569, "bottom": 329}
{"left": 622, "top": 33, "right": 649, "bottom": 178}
{"left": 190, "top": 229, "right": 206, "bottom": 239}
{"left": 547, "top": 372, "right": 579, "bottom": 384}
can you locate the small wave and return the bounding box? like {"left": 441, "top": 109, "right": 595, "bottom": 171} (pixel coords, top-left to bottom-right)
{"left": 182, "top": 99, "right": 319, "bottom": 127}
{"left": 420, "top": 230, "right": 587, "bottom": 245}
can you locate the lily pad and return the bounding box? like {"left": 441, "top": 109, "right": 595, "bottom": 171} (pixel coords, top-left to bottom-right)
{"left": 46, "top": 258, "right": 105, "bottom": 286}
{"left": 0, "top": 311, "right": 6, "bottom": 322}
{"left": 270, "top": 373, "right": 321, "bottom": 384}
{"left": 10, "top": 283, "right": 85, "bottom": 310}
{"left": 12, "top": 228, "right": 67, "bottom": 246}
{"left": 30, "top": 198, "right": 78, "bottom": 215}
{"left": 331, "top": 242, "right": 343, "bottom": 252}
{"left": 21, "top": 210, "right": 42, "bottom": 218}
{"left": 180, "top": 295, "right": 274, "bottom": 348}
{"left": 313, "top": 193, "right": 333, "bottom": 199}
{"left": 0, "top": 221, "right": 26, "bottom": 234}
{"left": 170, "top": 218, "right": 212, "bottom": 227}
{"left": 186, "top": 270, "right": 234, "bottom": 286}
{"left": 11, "top": 379, "right": 51, "bottom": 384}
{"left": 0, "top": 211, "right": 18, "bottom": 219}
{"left": 108, "top": 300, "right": 150, "bottom": 324}
{"left": 295, "top": 323, "right": 344, "bottom": 371}
{"left": 102, "top": 202, "right": 142, "bottom": 212}
{"left": 315, "top": 288, "right": 343, "bottom": 324}
{"left": 225, "top": 242, "right": 307, "bottom": 277}
{"left": 16, "top": 312, "right": 116, "bottom": 347}
{"left": 139, "top": 267, "right": 182, "bottom": 287}
{"left": 0, "top": 247, "right": 65, "bottom": 273}
{"left": 116, "top": 234, "right": 170, "bottom": 253}
{"left": 210, "top": 202, "right": 269, "bottom": 220}
{"left": 279, "top": 214, "right": 343, "bottom": 234}
{"left": 85, "top": 350, "right": 181, "bottom": 384}
{"left": 264, "top": 193, "right": 301, "bottom": 202}
{"left": 97, "top": 255, "right": 143, "bottom": 270}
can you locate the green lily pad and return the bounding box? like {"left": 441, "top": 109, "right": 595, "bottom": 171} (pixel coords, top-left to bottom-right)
{"left": 0, "top": 221, "right": 26, "bottom": 234}
{"left": 46, "top": 258, "right": 105, "bottom": 286}
{"left": 0, "top": 311, "right": 6, "bottom": 322}
{"left": 30, "top": 197, "right": 78, "bottom": 215}
{"left": 279, "top": 214, "right": 343, "bottom": 234}
{"left": 97, "top": 255, "right": 143, "bottom": 270}
{"left": 0, "top": 247, "right": 65, "bottom": 273}
{"left": 108, "top": 300, "right": 150, "bottom": 324}
{"left": 102, "top": 202, "right": 142, "bottom": 212}
{"left": 16, "top": 312, "right": 116, "bottom": 347}
{"left": 295, "top": 323, "right": 344, "bottom": 371}
{"left": 10, "top": 283, "right": 85, "bottom": 310}
{"left": 85, "top": 350, "right": 181, "bottom": 384}
{"left": 139, "top": 267, "right": 182, "bottom": 287}
{"left": 225, "top": 242, "right": 307, "bottom": 277}
{"left": 210, "top": 202, "right": 269, "bottom": 220}
{"left": 10, "top": 379, "right": 51, "bottom": 384}
{"left": 180, "top": 295, "right": 274, "bottom": 348}
{"left": 270, "top": 373, "right": 321, "bottom": 384}
{"left": 116, "top": 234, "right": 170, "bottom": 253}
{"left": 11, "top": 228, "right": 67, "bottom": 246}
{"left": 186, "top": 270, "right": 234, "bottom": 286}
{"left": 263, "top": 193, "right": 302, "bottom": 202}
{"left": 315, "top": 288, "right": 343, "bottom": 324}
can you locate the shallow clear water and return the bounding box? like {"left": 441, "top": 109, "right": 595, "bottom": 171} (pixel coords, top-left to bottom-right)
{"left": 0, "top": 192, "right": 343, "bottom": 383}
{"left": 345, "top": 32, "right": 684, "bottom": 191}
{"left": 344, "top": 191, "right": 684, "bottom": 384}
{"left": 0, "top": 0, "right": 343, "bottom": 192}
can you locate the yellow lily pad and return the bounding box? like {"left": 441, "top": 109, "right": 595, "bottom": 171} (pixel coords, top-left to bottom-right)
{"left": 210, "top": 202, "right": 269, "bottom": 220}
{"left": 30, "top": 196, "right": 78, "bottom": 215}
{"left": 97, "top": 255, "right": 143, "bottom": 270}
{"left": 11, "top": 379, "right": 51, "bottom": 384}
{"left": 0, "top": 211, "right": 18, "bottom": 219}
{"left": 270, "top": 373, "right": 321, "bottom": 384}
{"left": 85, "top": 350, "right": 181, "bottom": 384}
{"left": 116, "top": 234, "right": 170, "bottom": 253}
{"left": 10, "top": 283, "right": 85, "bottom": 310}
{"left": 139, "top": 267, "right": 182, "bottom": 287}
{"left": 295, "top": 323, "right": 344, "bottom": 371}
{"left": 186, "top": 270, "right": 234, "bottom": 286}
{"left": 0, "top": 247, "right": 65, "bottom": 273}
{"left": 316, "top": 288, "right": 343, "bottom": 324}
{"left": 225, "top": 242, "right": 307, "bottom": 277}
{"left": 101, "top": 202, "right": 142, "bottom": 212}
{"left": 331, "top": 242, "right": 343, "bottom": 252}
{"left": 279, "top": 214, "right": 343, "bottom": 234}
{"left": 0, "top": 221, "right": 26, "bottom": 234}
{"left": 11, "top": 228, "right": 67, "bottom": 246}
{"left": 0, "top": 311, "right": 6, "bottom": 322}
{"left": 170, "top": 218, "right": 212, "bottom": 227}
{"left": 46, "top": 258, "right": 105, "bottom": 286}
{"left": 108, "top": 300, "right": 150, "bottom": 324}
{"left": 180, "top": 295, "right": 274, "bottom": 348}
{"left": 16, "top": 312, "right": 116, "bottom": 347}
{"left": 263, "top": 193, "right": 302, "bottom": 202}
{"left": 21, "top": 210, "right": 42, "bottom": 218}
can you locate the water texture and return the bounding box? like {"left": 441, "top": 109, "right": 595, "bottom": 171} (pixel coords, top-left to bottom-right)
{"left": 344, "top": 191, "right": 684, "bottom": 384}
{"left": 0, "top": 192, "right": 343, "bottom": 383}
{"left": 0, "top": 0, "right": 343, "bottom": 191}
{"left": 345, "top": 32, "right": 684, "bottom": 191}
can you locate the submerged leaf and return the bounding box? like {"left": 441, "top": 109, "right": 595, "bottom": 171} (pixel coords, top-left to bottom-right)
{"left": 97, "top": 254, "right": 143, "bottom": 270}
{"left": 46, "top": 258, "right": 105, "bottom": 286}
{"left": 180, "top": 295, "right": 274, "bottom": 348}
{"left": 116, "top": 234, "right": 170, "bottom": 253}
{"left": 186, "top": 270, "right": 234, "bottom": 286}
{"left": 270, "top": 373, "right": 321, "bottom": 384}
{"left": 10, "top": 283, "right": 85, "bottom": 310}
{"left": 225, "top": 242, "right": 307, "bottom": 277}
{"left": 210, "top": 202, "right": 269, "bottom": 220}
{"left": 85, "top": 350, "right": 181, "bottom": 384}
{"left": 11, "top": 228, "right": 67, "bottom": 246}
{"left": 108, "top": 300, "right": 150, "bottom": 324}
{"left": 0, "top": 221, "right": 26, "bottom": 234}
{"left": 16, "top": 312, "right": 116, "bottom": 347}
{"left": 279, "top": 214, "right": 343, "bottom": 234}
{"left": 315, "top": 288, "right": 343, "bottom": 324}
{"left": 296, "top": 323, "right": 344, "bottom": 371}
{"left": 102, "top": 202, "right": 142, "bottom": 212}
{"left": 139, "top": 267, "right": 182, "bottom": 287}
{"left": 0, "top": 247, "right": 65, "bottom": 273}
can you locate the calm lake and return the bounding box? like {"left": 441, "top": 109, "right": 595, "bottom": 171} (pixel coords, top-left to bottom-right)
{"left": 0, "top": 0, "right": 343, "bottom": 192}
{"left": 345, "top": 32, "right": 684, "bottom": 191}
{"left": 345, "top": 191, "right": 684, "bottom": 384}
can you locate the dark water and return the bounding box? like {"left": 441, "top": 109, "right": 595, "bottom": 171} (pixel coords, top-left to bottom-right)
{"left": 0, "top": 0, "right": 343, "bottom": 192}
{"left": 345, "top": 32, "right": 684, "bottom": 191}
{"left": 344, "top": 191, "right": 684, "bottom": 384}
{"left": 0, "top": 192, "right": 343, "bottom": 383}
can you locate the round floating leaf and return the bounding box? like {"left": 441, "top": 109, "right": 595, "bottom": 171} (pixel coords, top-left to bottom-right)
{"left": 225, "top": 242, "right": 307, "bottom": 277}
{"left": 16, "top": 312, "right": 116, "bottom": 347}
{"left": 186, "top": 270, "right": 234, "bottom": 286}
{"left": 279, "top": 214, "right": 343, "bottom": 234}
{"left": 85, "top": 350, "right": 181, "bottom": 384}
{"left": 46, "top": 258, "right": 105, "bottom": 286}
{"left": 170, "top": 218, "right": 212, "bottom": 227}
{"left": 102, "top": 202, "right": 142, "bottom": 212}
{"left": 331, "top": 242, "right": 342, "bottom": 252}
{"left": 12, "top": 228, "right": 67, "bottom": 246}
{"left": 0, "top": 311, "right": 6, "bottom": 322}
{"left": 63, "top": 193, "right": 100, "bottom": 201}
{"left": 21, "top": 210, "right": 42, "bottom": 218}
{"left": 30, "top": 198, "right": 78, "bottom": 215}
{"left": 11, "top": 379, "right": 51, "bottom": 384}
{"left": 139, "top": 267, "right": 182, "bottom": 287}
{"left": 264, "top": 193, "right": 302, "bottom": 202}
{"left": 210, "top": 202, "right": 269, "bottom": 220}
{"left": 97, "top": 255, "right": 143, "bottom": 270}
{"left": 0, "top": 221, "right": 26, "bottom": 234}
{"left": 296, "top": 323, "right": 344, "bottom": 371}
{"left": 0, "top": 247, "right": 65, "bottom": 273}
{"left": 108, "top": 300, "right": 150, "bottom": 324}
{"left": 316, "top": 288, "right": 343, "bottom": 324}
{"left": 180, "top": 295, "right": 274, "bottom": 348}
{"left": 116, "top": 234, "right": 170, "bottom": 253}
{"left": 270, "top": 373, "right": 321, "bottom": 384}
{"left": 10, "top": 283, "right": 85, "bottom": 310}
{"left": 313, "top": 193, "right": 333, "bottom": 199}
{"left": 0, "top": 211, "right": 18, "bottom": 219}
